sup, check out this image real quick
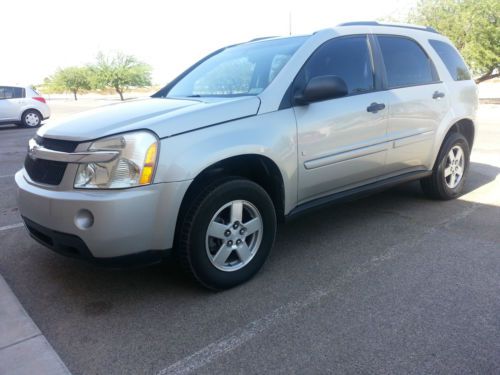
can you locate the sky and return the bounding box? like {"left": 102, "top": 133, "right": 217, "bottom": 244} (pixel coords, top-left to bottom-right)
{"left": 1, "top": 0, "right": 415, "bottom": 86}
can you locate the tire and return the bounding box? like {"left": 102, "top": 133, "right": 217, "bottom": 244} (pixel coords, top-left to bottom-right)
{"left": 21, "top": 110, "right": 42, "bottom": 128}
{"left": 177, "top": 177, "right": 277, "bottom": 290}
{"left": 420, "top": 132, "right": 470, "bottom": 200}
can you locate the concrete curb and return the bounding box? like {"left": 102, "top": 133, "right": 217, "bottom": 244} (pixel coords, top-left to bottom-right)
{"left": 0, "top": 275, "right": 71, "bottom": 375}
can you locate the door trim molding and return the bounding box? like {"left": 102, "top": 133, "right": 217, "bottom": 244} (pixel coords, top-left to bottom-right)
{"left": 304, "top": 141, "right": 390, "bottom": 170}
{"left": 303, "top": 130, "right": 435, "bottom": 170}
{"left": 392, "top": 130, "right": 435, "bottom": 148}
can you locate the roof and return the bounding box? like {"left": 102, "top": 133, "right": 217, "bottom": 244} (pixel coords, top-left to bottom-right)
{"left": 337, "top": 21, "right": 439, "bottom": 34}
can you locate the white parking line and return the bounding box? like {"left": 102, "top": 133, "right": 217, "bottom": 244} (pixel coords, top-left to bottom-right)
{"left": 0, "top": 174, "right": 15, "bottom": 179}
{"left": 157, "top": 239, "right": 409, "bottom": 375}
{"left": 0, "top": 223, "right": 24, "bottom": 232}
{"left": 155, "top": 202, "right": 483, "bottom": 375}
{"left": 156, "top": 289, "right": 329, "bottom": 375}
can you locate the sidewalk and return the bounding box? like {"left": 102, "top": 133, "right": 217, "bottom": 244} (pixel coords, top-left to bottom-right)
{"left": 0, "top": 275, "right": 71, "bottom": 375}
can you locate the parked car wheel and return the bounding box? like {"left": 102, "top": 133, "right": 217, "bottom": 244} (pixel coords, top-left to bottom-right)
{"left": 21, "top": 110, "right": 42, "bottom": 128}
{"left": 421, "top": 132, "right": 470, "bottom": 200}
{"left": 177, "top": 177, "right": 277, "bottom": 290}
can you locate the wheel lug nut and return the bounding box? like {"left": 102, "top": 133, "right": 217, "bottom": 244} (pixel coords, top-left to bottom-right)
{"left": 224, "top": 230, "right": 231, "bottom": 237}
{"left": 233, "top": 222, "right": 239, "bottom": 229}
{"left": 227, "top": 240, "right": 233, "bottom": 246}
{"left": 236, "top": 239, "right": 242, "bottom": 245}
{"left": 239, "top": 228, "right": 246, "bottom": 235}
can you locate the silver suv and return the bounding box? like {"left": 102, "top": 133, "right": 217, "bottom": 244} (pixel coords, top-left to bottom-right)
{"left": 0, "top": 86, "right": 50, "bottom": 127}
{"left": 16, "top": 22, "right": 477, "bottom": 289}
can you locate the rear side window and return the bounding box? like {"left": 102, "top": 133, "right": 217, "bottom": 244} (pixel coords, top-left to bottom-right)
{"left": 300, "top": 35, "right": 374, "bottom": 95}
{"left": 429, "top": 40, "right": 471, "bottom": 81}
{"left": 378, "top": 36, "right": 437, "bottom": 88}
{"left": 13, "top": 87, "right": 25, "bottom": 98}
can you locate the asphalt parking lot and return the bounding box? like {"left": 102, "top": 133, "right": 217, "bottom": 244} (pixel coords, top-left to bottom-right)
{"left": 0, "top": 101, "right": 499, "bottom": 375}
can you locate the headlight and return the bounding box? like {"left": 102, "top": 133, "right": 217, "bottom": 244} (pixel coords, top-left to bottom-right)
{"left": 74, "top": 131, "right": 158, "bottom": 189}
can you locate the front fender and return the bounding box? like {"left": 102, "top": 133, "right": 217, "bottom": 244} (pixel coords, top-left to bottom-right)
{"left": 155, "top": 109, "right": 298, "bottom": 213}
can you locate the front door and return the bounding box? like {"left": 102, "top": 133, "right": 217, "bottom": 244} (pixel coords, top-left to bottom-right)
{"left": 293, "top": 35, "right": 389, "bottom": 203}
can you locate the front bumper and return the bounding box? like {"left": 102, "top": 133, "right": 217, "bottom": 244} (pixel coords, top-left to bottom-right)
{"left": 15, "top": 170, "right": 191, "bottom": 259}
{"left": 22, "top": 217, "right": 166, "bottom": 266}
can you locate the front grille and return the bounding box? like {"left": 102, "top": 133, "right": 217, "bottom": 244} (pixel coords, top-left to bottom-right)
{"left": 34, "top": 135, "right": 79, "bottom": 152}
{"left": 24, "top": 136, "right": 80, "bottom": 185}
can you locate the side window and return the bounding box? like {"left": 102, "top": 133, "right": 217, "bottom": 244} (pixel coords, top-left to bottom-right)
{"left": 0, "top": 86, "right": 14, "bottom": 99}
{"left": 378, "top": 36, "right": 436, "bottom": 88}
{"left": 13, "top": 87, "right": 25, "bottom": 98}
{"left": 429, "top": 40, "right": 471, "bottom": 81}
{"left": 300, "top": 36, "right": 374, "bottom": 95}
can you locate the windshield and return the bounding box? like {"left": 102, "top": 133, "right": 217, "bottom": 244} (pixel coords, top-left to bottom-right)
{"left": 165, "top": 36, "right": 308, "bottom": 98}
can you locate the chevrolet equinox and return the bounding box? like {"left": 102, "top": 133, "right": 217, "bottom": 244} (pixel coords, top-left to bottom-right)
{"left": 16, "top": 22, "right": 477, "bottom": 289}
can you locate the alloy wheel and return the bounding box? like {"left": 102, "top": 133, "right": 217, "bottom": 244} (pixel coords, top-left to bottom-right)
{"left": 444, "top": 145, "right": 465, "bottom": 189}
{"left": 205, "top": 200, "right": 263, "bottom": 272}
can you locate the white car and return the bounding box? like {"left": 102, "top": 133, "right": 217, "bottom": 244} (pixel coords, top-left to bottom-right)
{"left": 0, "top": 86, "right": 50, "bottom": 127}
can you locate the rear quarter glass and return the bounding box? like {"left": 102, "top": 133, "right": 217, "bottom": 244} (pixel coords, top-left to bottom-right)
{"left": 428, "top": 39, "right": 471, "bottom": 81}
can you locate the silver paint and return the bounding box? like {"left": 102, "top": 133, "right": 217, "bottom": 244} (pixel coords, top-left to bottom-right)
{"left": 16, "top": 25, "right": 478, "bottom": 258}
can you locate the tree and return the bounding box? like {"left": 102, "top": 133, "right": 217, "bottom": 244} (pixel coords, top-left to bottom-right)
{"left": 407, "top": 0, "right": 499, "bottom": 83}
{"left": 50, "top": 66, "right": 92, "bottom": 100}
{"left": 90, "top": 52, "right": 152, "bottom": 100}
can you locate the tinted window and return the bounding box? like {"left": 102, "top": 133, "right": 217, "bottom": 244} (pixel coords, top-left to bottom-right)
{"left": 0, "top": 86, "right": 14, "bottom": 99}
{"left": 429, "top": 40, "right": 471, "bottom": 81}
{"left": 300, "top": 36, "right": 374, "bottom": 95}
{"left": 378, "top": 36, "right": 436, "bottom": 87}
{"left": 13, "top": 87, "right": 24, "bottom": 98}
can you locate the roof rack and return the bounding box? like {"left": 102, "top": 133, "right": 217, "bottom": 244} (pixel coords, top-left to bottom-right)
{"left": 247, "top": 36, "right": 278, "bottom": 42}
{"left": 337, "top": 21, "right": 439, "bottom": 34}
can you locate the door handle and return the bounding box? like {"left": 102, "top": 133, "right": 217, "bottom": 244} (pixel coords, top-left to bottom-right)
{"left": 367, "top": 102, "right": 385, "bottom": 113}
{"left": 433, "top": 91, "right": 445, "bottom": 99}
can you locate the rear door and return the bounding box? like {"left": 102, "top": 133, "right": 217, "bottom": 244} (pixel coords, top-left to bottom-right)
{"left": 0, "top": 86, "right": 23, "bottom": 121}
{"left": 294, "top": 35, "right": 390, "bottom": 203}
{"left": 375, "top": 35, "right": 450, "bottom": 173}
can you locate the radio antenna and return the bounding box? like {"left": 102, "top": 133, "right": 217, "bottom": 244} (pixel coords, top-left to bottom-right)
{"left": 289, "top": 11, "right": 292, "bottom": 35}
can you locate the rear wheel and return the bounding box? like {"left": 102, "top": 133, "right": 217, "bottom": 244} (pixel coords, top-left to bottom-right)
{"left": 21, "top": 110, "right": 42, "bottom": 128}
{"left": 177, "top": 177, "right": 277, "bottom": 290}
{"left": 421, "top": 132, "right": 470, "bottom": 200}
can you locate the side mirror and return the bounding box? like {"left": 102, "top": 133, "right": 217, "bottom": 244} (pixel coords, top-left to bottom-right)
{"left": 294, "top": 75, "right": 348, "bottom": 105}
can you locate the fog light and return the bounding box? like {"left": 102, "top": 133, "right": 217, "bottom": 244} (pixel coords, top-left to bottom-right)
{"left": 75, "top": 209, "right": 94, "bottom": 230}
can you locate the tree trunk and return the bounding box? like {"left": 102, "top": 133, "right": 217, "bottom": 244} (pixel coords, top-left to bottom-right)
{"left": 475, "top": 70, "right": 499, "bottom": 84}
{"left": 116, "top": 87, "right": 124, "bottom": 101}
{"left": 73, "top": 90, "right": 78, "bottom": 101}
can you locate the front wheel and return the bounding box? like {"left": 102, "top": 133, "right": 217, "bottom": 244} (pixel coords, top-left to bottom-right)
{"left": 421, "top": 132, "right": 470, "bottom": 200}
{"left": 177, "top": 177, "right": 277, "bottom": 290}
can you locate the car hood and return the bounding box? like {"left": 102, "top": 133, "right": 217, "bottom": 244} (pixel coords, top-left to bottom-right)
{"left": 38, "top": 96, "right": 261, "bottom": 141}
